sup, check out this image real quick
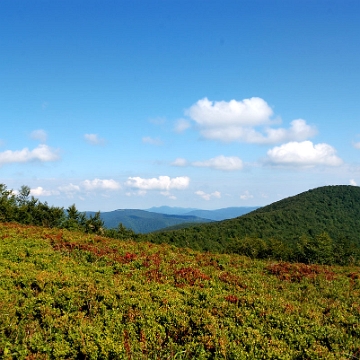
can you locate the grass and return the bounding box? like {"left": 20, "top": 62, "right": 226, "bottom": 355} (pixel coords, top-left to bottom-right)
{"left": 0, "top": 222, "right": 360, "bottom": 359}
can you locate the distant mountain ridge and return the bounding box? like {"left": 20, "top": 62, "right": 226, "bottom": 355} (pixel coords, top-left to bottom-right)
{"left": 146, "top": 206, "right": 259, "bottom": 221}
{"left": 86, "top": 209, "right": 212, "bottom": 234}
{"left": 87, "top": 206, "right": 259, "bottom": 233}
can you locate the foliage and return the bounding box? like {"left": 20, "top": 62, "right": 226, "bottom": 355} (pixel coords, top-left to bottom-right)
{"left": 145, "top": 186, "right": 360, "bottom": 265}
{"left": 0, "top": 223, "right": 360, "bottom": 358}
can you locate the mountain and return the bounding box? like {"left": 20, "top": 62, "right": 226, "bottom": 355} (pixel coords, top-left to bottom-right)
{"left": 184, "top": 207, "right": 259, "bottom": 221}
{"left": 86, "top": 209, "right": 212, "bottom": 233}
{"left": 145, "top": 206, "right": 199, "bottom": 215}
{"left": 146, "top": 206, "right": 259, "bottom": 220}
{"left": 145, "top": 185, "right": 360, "bottom": 257}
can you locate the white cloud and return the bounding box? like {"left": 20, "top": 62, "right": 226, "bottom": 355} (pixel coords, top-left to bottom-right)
{"left": 160, "top": 191, "right": 177, "bottom": 200}
{"left": 84, "top": 134, "right": 105, "bottom": 145}
{"left": 192, "top": 155, "right": 243, "bottom": 171}
{"left": 185, "top": 97, "right": 316, "bottom": 143}
{"left": 126, "top": 176, "right": 190, "bottom": 191}
{"left": 266, "top": 141, "right": 343, "bottom": 167}
{"left": 187, "top": 97, "right": 273, "bottom": 127}
{"left": 174, "top": 118, "right": 191, "bottom": 133}
{"left": 171, "top": 158, "right": 188, "bottom": 167}
{"left": 82, "top": 179, "right": 121, "bottom": 191}
{"left": 240, "top": 190, "right": 253, "bottom": 200}
{"left": 58, "top": 183, "right": 81, "bottom": 198}
{"left": 142, "top": 136, "right": 163, "bottom": 146}
{"left": 197, "top": 118, "right": 316, "bottom": 144}
{"left": 353, "top": 142, "right": 360, "bottom": 149}
{"left": 195, "top": 190, "right": 221, "bottom": 201}
{"left": 350, "top": 179, "right": 357, "bottom": 186}
{"left": 0, "top": 144, "right": 59, "bottom": 165}
{"left": 30, "top": 186, "right": 59, "bottom": 197}
{"left": 30, "top": 129, "right": 47, "bottom": 143}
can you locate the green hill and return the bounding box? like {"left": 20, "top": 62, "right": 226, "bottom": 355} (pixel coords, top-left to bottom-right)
{"left": 1, "top": 222, "right": 359, "bottom": 358}
{"left": 145, "top": 185, "right": 360, "bottom": 263}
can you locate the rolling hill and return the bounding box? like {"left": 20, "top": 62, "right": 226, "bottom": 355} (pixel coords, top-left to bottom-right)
{"left": 145, "top": 185, "right": 360, "bottom": 260}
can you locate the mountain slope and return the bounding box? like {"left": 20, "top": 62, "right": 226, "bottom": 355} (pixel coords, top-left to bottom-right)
{"left": 184, "top": 207, "right": 259, "bottom": 221}
{"left": 86, "top": 209, "right": 212, "bottom": 233}
{"left": 1, "top": 223, "right": 359, "bottom": 358}
{"left": 146, "top": 185, "right": 360, "bottom": 253}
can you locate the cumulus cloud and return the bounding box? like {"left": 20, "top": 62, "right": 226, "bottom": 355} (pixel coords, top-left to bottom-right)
{"left": 266, "top": 141, "right": 343, "bottom": 167}
{"left": 30, "top": 186, "right": 59, "bottom": 197}
{"left": 84, "top": 134, "right": 105, "bottom": 145}
{"left": 192, "top": 155, "right": 243, "bottom": 171}
{"left": 82, "top": 179, "right": 121, "bottom": 191}
{"left": 174, "top": 119, "right": 191, "bottom": 133}
{"left": 126, "top": 176, "right": 190, "bottom": 191}
{"left": 142, "top": 136, "right": 163, "bottom": 146}
{"left": 58, "top": 183, "right": 81, "bottom": 197}
{"left": 0, "top": 144, "right": 59, "bottom": 165}
{"left": 350, "top": 179, "right": 357, "bottom": 186}
{"left": 185, "top": 97, "right": 316, "bottom": 143}
{"left": 187, "top": 97, "right": 273, "bottom": 127}
{"left": 240, "top": 190, "right": 254, "bottom": 200}
{"left": 195, "top": 190, "right": 221, "bottom": 201}
{"left": 30, "top": 129, "right": 47, "bottom": 143}
{"left": 171, "top": 158, "right": 188, "bottom": 167}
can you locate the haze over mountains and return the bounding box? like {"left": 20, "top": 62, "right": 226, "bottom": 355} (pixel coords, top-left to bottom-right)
{"left": 87, "top": 207, "right": 259, "bottom": 233}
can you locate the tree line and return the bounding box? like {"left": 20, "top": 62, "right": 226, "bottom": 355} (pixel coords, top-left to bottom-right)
{"left": 0, "top": 184, "right": 135, "bottom": 239}
{"left": 1, "top": 183, "right": 359, "bottom": 265}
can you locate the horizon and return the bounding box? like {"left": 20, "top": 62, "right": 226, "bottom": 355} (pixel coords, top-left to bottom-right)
{"left": 1, "top": 1, "right": 360, "bottom": 212}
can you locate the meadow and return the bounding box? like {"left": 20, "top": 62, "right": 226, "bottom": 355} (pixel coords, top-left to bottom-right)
{"left": 1, "top": 222, "right": 359, "bottom": 359}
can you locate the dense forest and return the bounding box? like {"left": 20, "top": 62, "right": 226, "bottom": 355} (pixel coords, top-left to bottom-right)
{"left": 1, "top": 183, "right": 360, "bottom": 265}
{"left": 145, "top": 186, "right": 360, "bottom": 265}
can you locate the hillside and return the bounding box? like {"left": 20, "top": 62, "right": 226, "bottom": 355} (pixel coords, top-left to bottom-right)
{"left": 1, "top": 222, "right": 359, "bottom": 358}
{"left": 145, "top": 185, "right": 360, "bottom": 262}
{"left": 184, "top": 207, "right": 259, "bottom": 221}
{"left": 86, "top": 209, "right": 212, "bottom": 233}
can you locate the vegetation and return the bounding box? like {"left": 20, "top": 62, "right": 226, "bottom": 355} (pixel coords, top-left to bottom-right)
{"left": 0, "top": 184, "right": 136, "bottom": 241}
{"left": 145, "top": 186, "right": 360, "bottom": 265}
{"left": 86, "top": 209, "right": 212, "bottom": 234}
{"left": 1, "top": 222, "right": 360, "bottom": 359}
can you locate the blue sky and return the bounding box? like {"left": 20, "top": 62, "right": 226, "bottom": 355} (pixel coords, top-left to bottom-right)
{"left": 1, "top": 0, "right": 360, "bottom": 211}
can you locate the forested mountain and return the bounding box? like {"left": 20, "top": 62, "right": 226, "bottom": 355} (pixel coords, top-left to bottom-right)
{"left": 1, "top": 182, "right": 360, "bottom": 265}
{"left": 185, "top": 207, "right": 259, "bottom": 221}
{"left": 146, "top": 206, "right": 259, "bottom": 220}
{"left": 86, "top": 209, "right": 212, "bottom": 233}
{"left": 145, "top": 185, "right": 360, "bottom": 264}
{"left": 146, "top": 206, "right": 198, "bottom": 215}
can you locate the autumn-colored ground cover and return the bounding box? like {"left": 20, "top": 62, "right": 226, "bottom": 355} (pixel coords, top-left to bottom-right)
{"left": 0, "top": 222, "right": 360, "bottom": 359}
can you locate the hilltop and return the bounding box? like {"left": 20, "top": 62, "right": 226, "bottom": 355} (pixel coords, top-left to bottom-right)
{"left": 0, "top": 222, "right": 359, "bottom": 358}
{"left": 145, "top": 186, "right": 360, "bottom": 264}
